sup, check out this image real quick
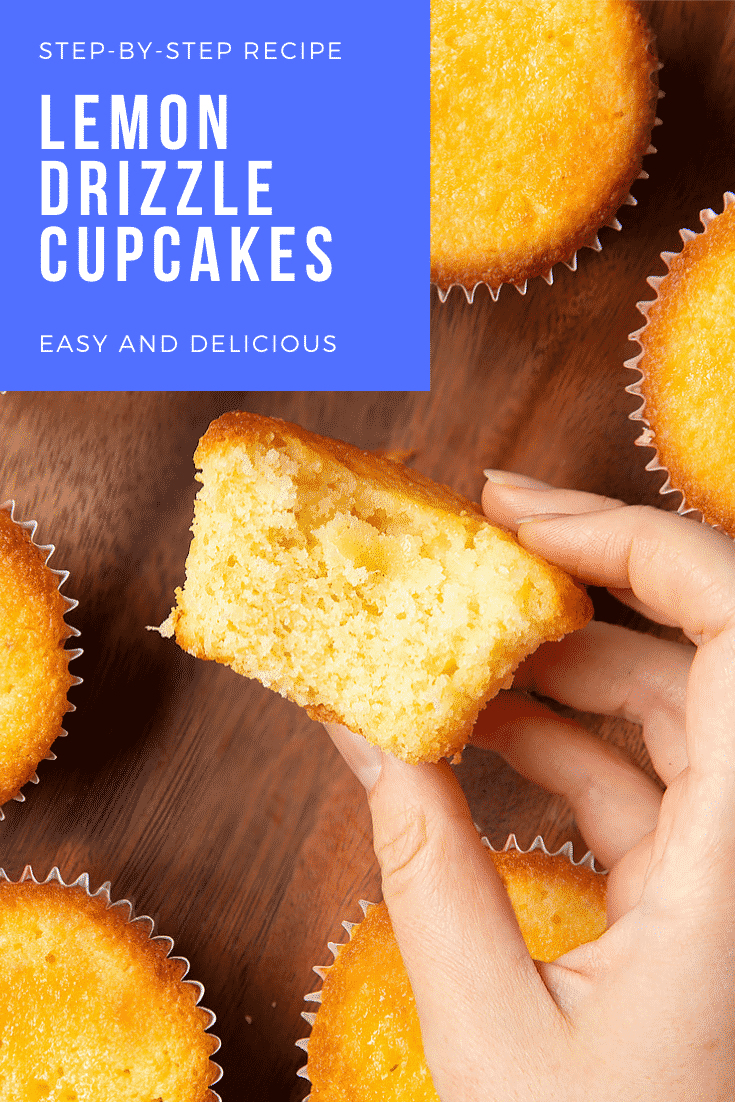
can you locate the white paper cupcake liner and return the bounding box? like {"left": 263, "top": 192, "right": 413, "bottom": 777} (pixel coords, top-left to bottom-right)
{"left": 0, "top": 865, "right": 223, "bottom": 1100}
{"left": 480, "top": 831, "right": 602, "bottom": 870}
{"left": 434, "top": 61, "right": 663, "bottom": 305}
{"left": 0, "top": 501, "right": 83, "bottom": 819}
{"left": 296, "top": 833, "right": 603, "bottom": 1096}
{"left": 624, "top": 191, "right": 735, "bottom": 527}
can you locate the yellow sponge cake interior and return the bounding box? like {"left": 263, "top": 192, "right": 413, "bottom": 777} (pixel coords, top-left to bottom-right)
{"left": 162, "top": 413, "right": 591, "bottom": 763}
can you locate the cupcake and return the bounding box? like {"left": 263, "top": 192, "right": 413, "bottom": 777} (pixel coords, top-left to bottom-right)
{"left": 159, "top": 413, "right": 591, "bottom": 763}
{"left": 626, "top": 192, "right": 735, "bottom": 536}
{"left": 0, "top": 867, "right": 221, "bottom": 1101}
{"left": 432, "top": 0, "right": 660, "bottom": 300}
{"left": 299, "top": 837, "right": 606, "bottom": 1100}
{"left": 0, "top": 503, "right": 81, "bottom": 813}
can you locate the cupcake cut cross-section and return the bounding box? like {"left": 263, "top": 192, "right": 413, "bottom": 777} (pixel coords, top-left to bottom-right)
{"left": 161, "top": 413, "right": 591, "bottom": 763}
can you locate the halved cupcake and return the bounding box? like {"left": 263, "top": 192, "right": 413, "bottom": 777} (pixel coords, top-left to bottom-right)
{"left": 159, "top": 413, "right": 591, "bottom": 763}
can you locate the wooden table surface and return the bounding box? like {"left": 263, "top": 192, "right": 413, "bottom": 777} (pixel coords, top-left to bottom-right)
{"left": 1, "top": 3, "right": 734, "bottom": 1098}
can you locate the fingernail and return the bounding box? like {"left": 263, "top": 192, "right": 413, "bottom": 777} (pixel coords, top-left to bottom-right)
{"left": 483, "top": 469, "right": 553, "bottom": 490}
{"left": 324, "top": 723, "right": 384, "bottom": 792}
{"left": 515, "top": 512, "right": 571, "bottom": 524}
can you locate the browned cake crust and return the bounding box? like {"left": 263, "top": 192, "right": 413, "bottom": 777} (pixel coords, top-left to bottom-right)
{"left": 637, "top": 198, "right": 735, "bottom": 535}
{"left": 0, "top": 878, "right": 219, "bottom": 1101}
{"left": 306, "top": 848, "right": 606, "bottom": 1101}
{"left": 200, "top": 412, "right": 494, "bottom": 520}
{"left": 431, "top": 0, "right": 659, "bottom": 293}
{"left": 0, "top": 510, "right": 76, "bottom": 805}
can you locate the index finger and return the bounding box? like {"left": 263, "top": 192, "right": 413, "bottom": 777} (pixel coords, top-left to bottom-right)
{"left": 490, "top": 498, "right": 735, "bottom": 644}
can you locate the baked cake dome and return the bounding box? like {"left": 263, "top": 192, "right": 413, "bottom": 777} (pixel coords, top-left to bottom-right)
{"left": 0, "top": 868, "right": 221, "bottom": 1101}
{"left": 0, "top": 504, "right": 80, "bottom": 811}
{"left": 302, "top": 839, "right": 606, "bottom": 1101}
{"left": 432, "top": 0, "right": 659, "bottom": 298}
{"left": 628, "top": 193, "right": 735, "bottom": 535}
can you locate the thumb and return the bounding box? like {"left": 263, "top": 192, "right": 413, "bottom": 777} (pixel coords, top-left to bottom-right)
{"left": 325, "top": 723, "right": 558, "bottom": 1094}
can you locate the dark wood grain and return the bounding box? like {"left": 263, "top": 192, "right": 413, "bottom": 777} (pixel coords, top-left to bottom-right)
{"left": 1, "top": 5, "right": 734, "bottom": 1098}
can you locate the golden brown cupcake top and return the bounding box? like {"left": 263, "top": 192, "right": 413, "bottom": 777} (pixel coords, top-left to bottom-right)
{"left": 637, "top": 196, "right": 735, "bottom": 535}
{"left": 305, "top": 846, "right": 606, "bottom": 1101}
{"left": 432, "top": 0, "right": 658, "bottom": 294}
{"left": 0, "top": 876, "right": 219, "bottom": 1101}
{"left": 0, "top": 509, "right": 76, "bottom": 806}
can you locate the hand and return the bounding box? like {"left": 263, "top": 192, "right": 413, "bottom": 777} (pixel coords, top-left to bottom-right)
{"left": 325, "top": 476, "right": 735, "bottom": 1102}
